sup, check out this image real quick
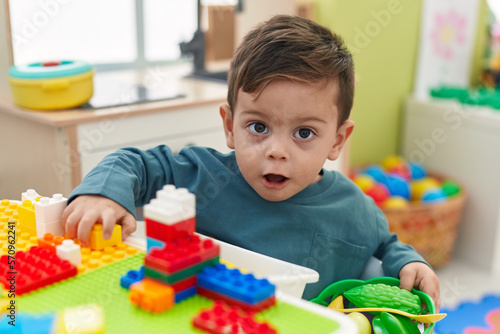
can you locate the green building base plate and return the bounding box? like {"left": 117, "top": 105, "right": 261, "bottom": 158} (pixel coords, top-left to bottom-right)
{"left": 14, "top": 253, "right": 340, "bottom": 333}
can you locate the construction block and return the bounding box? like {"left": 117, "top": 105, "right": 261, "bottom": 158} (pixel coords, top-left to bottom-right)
{"left": 144, "top": 235, "right": 219, "bottom": 273}
{"left": 129, "top": 278, "right": 174, "bottom": 313}
{"left": 36, "top": 219, "right": 65, "bottom": 238}
{"left": 192, "top": 301, "right": 277, "bottom": 334}
{"left": 0, "top": 311, "right": 56, "bottom": 334}
{"left": 21, "top": 189, "right": 41, "bottom": 202}
{"left": 198, "top": 264, "right": 275, "bottom": 304}
{"left": 56, "top": 239, "right": 82, "bottom": 266}
{"left": 34, "top": 194, "right": 67, "bottom": 224}
{"left": 145, "top": 217, "right": 195, "bottom": 242}
{"left": 77, "top": 243, "right": 139, "bottom": 275}
{"left": 0, "top": 246, "right": 77, "bottom": 295}
{"left": 175, "top": 286, "right": 197, "bottom": 303}
{"left": 143, "top": 185, "right": 195, "bottom": 228}
{"left": 120, "top": 267, "right": 145, "bottom": 289}
{"left": 17, "top": 200, "right": 36, "bottom": 229}
{"left": 38, "top": 233, "right": 65, "bottom": 253}
{"left": 0, "top": 228, "right": 38, "bottom": 256}
{"left": 89, "top": 224, "right": 121, "bottom": 251}
{"left": 144, "top": 257, "right": 219, "bottom": 285}
{"left": 146, "top": 237, "right": 165, "bottom": 252}
{"left": 197, "top": 286, "right": 276, "bottom": 312}
{"left": 54, "top": 303, "right": 105, "bottom": 334}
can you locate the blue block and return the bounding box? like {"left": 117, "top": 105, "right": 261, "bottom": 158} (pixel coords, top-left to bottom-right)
{"left": 197, "top": 263, "right": 275, "bottom": 304}
{"left": 0, "top": 312, "right": 56, "bottom": 334}
{"left": 120, "top": 266, "right": 145, "bottom": 289}
{"left": 146, "top": 237, "right": 165, "bottom": 252}
{"left": 175, "top": 286, "right": 197, "bottom": 303}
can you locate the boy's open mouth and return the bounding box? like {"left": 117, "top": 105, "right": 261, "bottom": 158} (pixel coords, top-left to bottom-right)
{"left": 263, "top": 174, "right": 289, "bottom": 189}
{"left": 265, "top": 174, "right": 288, "bottom": 183}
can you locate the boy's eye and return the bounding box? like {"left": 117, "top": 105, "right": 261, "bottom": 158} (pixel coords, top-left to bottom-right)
{"left": 294, "top": 128, "right": 314, "bottom": 140}
{"left": 249, "top": 122, "right": 268, "bottom": 134}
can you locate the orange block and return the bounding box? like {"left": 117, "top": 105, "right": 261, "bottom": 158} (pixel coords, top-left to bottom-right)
{"left": 89, "top": 224, "right": 122, "bottom": 251}
{"left": 129, "top": 278, "right": 174, "bottom": 313}
{"left": 38, "top": 233, "right": 65, "bottom": 253}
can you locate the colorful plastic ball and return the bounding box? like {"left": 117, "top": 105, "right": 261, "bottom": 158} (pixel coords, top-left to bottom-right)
{"left": 442, "top": 180, "right": 461, "bottom": 197}
{"left": 365, "top": 183, "right": 390, "bottom": 205}
{"left": 381, "top": 155, "right": 404, "bottom": 171}
{"left": 347, "top": 312, "right": 371, "bottom": 334}
{"left": 381, "top": 174, "right": 411, "bottom": 199}
{"left": 422, "top": 188, "right": 447, "bottom": 203}
{"left": 353, "top": 174, "right": 376, "bottom": 192}
{"left": 411, "top": 177, "right": 441, "bottom": 201}
{"left": 387, "top": 163, "right": 411, "bottom": 180}
{"left": 364, "top": 165, "right": 387, "bottom": 184}
{"left": 409, "top": 162, "right": 427, "bottom": 180}
{"left": 383, "top": 196, "right": 409, "bottom": 209}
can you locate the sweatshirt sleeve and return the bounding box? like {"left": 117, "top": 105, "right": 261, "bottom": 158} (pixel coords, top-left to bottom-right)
{"left": 68, "top": 145, "right": 182, "bottom": 217}
{"left": 373, "top": 208, "right": 431, "bottom": 277}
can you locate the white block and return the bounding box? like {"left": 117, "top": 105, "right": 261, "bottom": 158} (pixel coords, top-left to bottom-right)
{"left": 35, "top": 194, "right": 67, "bottom": 223}
{"left": 59, "top": 304, "right": 104, "bottom": 334}
{"left": 21, "top": 189, "right": 40, "bottom": 202}
{"left": 56, "top": 239, "right": 82, "bottom": 266}
{"left": 37, "top": 219, "right": 65, "bottom": 238}
{"left": 144, "top": 186, "right": 195, "bottom": 225}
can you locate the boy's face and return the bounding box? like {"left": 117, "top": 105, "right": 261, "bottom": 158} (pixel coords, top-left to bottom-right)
{"left": 220, "top": 79, "right": 354, "bottom": 202}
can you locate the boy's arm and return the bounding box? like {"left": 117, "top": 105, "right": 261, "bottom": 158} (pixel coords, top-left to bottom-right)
{"left": 62, "top": 145, "right": 181, "bottom": 244}
{"left": 373, "top": 209, "right": 441, "bottom": 310}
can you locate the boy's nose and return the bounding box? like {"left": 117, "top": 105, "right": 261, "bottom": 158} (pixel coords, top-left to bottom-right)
{"left": 266, "top": 138, "right": 289, "bottom": 160}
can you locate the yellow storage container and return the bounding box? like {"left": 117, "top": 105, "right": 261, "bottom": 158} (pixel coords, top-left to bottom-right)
{"left": 8, "top": 60, "right": 94, "bottom": 110}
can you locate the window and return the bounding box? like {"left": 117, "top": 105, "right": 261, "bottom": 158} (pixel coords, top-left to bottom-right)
{"left": 8, "top": 0, "right": 201, "bottom": 71}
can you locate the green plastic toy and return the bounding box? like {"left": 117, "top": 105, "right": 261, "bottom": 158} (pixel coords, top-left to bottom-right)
{"left": 310, "top": 276, "right": 444, "bottom": 334}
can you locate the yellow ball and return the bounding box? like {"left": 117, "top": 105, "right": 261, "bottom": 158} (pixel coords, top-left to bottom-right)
{"left": 381, "top": 155, "right": 404, "bottom": 171}
{"left": 353, "top": 174, "right": 375, "bottom": 193}
{"left": 347, "top": 312, "right": 371, "bottom": 334}
{"left": 411, "top": 177, "right": 441, "bottom": 201}
{"left": 383, "top": 196, "right": 409, "bottom": 209}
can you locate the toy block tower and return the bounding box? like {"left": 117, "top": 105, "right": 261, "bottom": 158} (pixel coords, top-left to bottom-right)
{"left": 129, "top": 185, "right": 220, "bottom": 313}
{"left": 34, "top": 193, "right": 67, "bottom": 238}
{"left": 144, "top": 185, "right": 196, "bottom": 250}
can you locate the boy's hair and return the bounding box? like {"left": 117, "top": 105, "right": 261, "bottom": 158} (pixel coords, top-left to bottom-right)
{"left": 227, "top": 15, "right": 355, "bottom": 126}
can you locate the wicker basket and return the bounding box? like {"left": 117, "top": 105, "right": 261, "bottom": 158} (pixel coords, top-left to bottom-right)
{"left": 381, "top": 174, "right": 467, "bottom": 269}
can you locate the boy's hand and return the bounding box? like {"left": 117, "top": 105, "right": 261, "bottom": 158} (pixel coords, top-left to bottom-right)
{"left": 399, "top": 262, "right": 441, "bottom": 312}
{"left": 61, "top": 195, "right": 136, "bottom": 247}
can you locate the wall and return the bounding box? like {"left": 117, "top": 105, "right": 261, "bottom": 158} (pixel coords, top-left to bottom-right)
{"left": 309, "top": 0, "right": 489, "bottom": 166}
{"left": 0, "top": 1, "right": 13, "bottom": 102}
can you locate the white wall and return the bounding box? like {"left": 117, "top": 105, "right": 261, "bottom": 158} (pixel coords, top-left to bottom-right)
{"left": 235, "top": 0, "right": 295, "bottom": 46}
{"left": 0, "top": 2, "right": 13, "bottom": 102}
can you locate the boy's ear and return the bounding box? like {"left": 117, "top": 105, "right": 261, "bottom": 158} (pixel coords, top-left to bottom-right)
{"left": 327, "top": 120, "right": 355, "bottom": 161}
{"left": 219, "top": 103, "right": 235, "bottom": 149}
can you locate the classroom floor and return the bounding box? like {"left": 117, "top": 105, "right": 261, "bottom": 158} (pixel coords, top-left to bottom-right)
{"left": 434, "top": 257, "right": 500, "bottom": 310}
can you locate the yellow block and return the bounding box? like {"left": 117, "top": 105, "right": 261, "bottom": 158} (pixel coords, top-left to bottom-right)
{"left": 77, "top": 243, "right": 139, "bottom": 275}
{"left": 17, "top": 200, "right": 36, "bottom": 229}
{"left": 89, "top": 224, "right": 121, "bottom": 251}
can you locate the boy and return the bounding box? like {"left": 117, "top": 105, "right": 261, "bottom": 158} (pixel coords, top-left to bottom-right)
{"left": 62, "top": 15, "right": 440, "bottom": 307}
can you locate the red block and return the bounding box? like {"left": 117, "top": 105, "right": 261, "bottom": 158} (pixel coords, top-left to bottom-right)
{"left": 192, "top": 301, "right": 277, "bottom": 334}
{"left": 0, "top": 246, "right": 77, "bottom": 295}
{"left": 145, "top": 217, "right": 195, "bottom": 242}
{"left": 197, "top": 286, "right": 276, "bottom": 312}
{"left": 149, "top": 275, "right": 197, "bottom": 293}
{"left": 145, "top": 235, "right": 220, "bottom": 274}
